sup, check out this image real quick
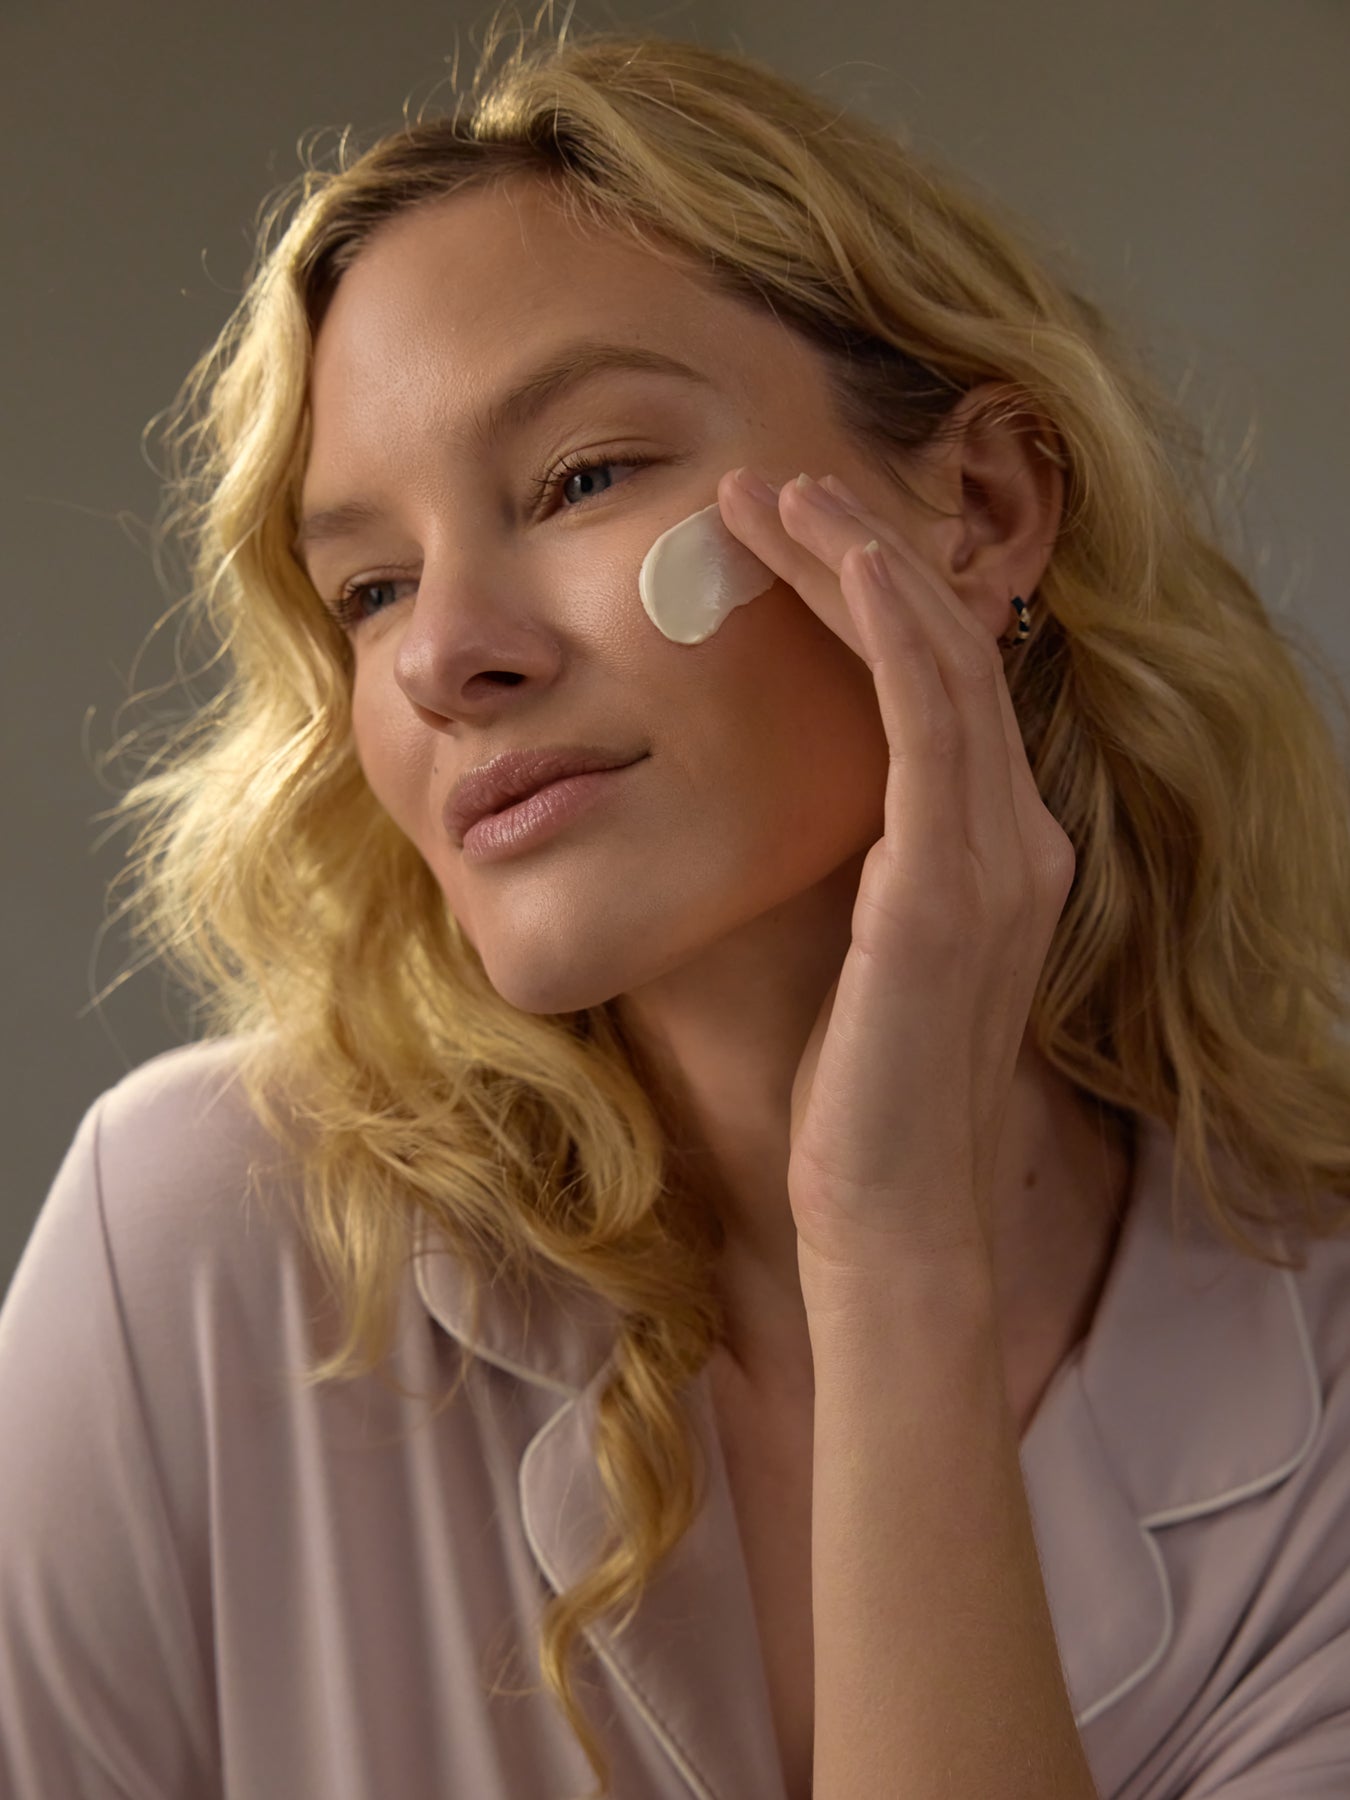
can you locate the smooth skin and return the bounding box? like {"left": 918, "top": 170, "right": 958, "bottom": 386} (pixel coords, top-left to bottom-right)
{"left": 725, "top": 465, "right": 1078, "bottom": 1270}
{"left": 296, "top": 172, "right": 1134, "bottom": 1431}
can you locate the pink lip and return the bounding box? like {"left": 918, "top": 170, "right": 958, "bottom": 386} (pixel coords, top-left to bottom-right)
{"left": 460, "top": 762, "right": 645, "bottom": 863}
{"left": 446, "top": 745, "right": 645, "bottom": 841}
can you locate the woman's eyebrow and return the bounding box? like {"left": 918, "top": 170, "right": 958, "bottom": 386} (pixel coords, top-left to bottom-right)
{"left": 293, "top": 338, "right": 716, "bottom": 561}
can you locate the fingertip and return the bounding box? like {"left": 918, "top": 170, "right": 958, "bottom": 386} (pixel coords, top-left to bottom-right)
{"left": 727, "top": 466, "right": 783, "bottom": 510}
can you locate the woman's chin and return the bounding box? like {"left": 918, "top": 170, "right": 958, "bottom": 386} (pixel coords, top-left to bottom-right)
{"left": 484, "top": 955, "right": 631, "bottom": 1020}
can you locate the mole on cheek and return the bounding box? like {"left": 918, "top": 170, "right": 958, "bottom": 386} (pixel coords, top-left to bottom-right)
{"left": 638, "top": 502, "right": 776, "bottom": 644}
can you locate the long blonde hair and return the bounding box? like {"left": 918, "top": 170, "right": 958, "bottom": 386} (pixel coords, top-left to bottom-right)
{"left": 98, "top": 10, "right": 1350, "bottom": 1795}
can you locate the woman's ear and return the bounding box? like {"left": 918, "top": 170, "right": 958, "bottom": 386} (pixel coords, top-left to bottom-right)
{"left": 919, "top": 384, "right": 1065, "bottom": 640}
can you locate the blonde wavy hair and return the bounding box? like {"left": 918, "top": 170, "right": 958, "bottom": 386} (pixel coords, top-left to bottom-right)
{"left": 97, "top": 9, "right": 1350, "bottom": 1796}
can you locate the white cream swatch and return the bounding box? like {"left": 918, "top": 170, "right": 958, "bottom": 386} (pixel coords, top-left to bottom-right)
{"left": 638, "top": 501, "right": 778, "bottom": 644}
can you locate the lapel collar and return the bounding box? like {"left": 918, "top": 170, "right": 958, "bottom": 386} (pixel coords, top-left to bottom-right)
{"left": 412, "top": 1108, "right": 1321, "bottom": 1789}
{"left": 1018, "top": 1112, "right": 1321, "bottom": 1726}
{"left": 517, "top": 1360, "right": 789, "bottom": 1800}
{"left": 412, "top": 1216, "right": 619, "bottom": 1397}
{"left": 412, "top": 1216, "right": 786, "bottom": 1799}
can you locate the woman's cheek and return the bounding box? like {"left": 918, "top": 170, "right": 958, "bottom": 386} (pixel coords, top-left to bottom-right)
{"left": 351, "top": 692, "right": 427, "bottom": 830}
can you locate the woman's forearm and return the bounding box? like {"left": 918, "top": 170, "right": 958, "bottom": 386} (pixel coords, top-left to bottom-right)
{"left": 801, "top": 1247, "right": 1100, "bottom": 1799}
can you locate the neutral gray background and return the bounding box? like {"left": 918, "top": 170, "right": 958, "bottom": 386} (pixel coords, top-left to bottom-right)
{"left": 4, "top": 0, "right": 1347, "bottom": 1292}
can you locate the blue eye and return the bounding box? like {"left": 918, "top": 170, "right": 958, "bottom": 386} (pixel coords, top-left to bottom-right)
{"left": 328, "top": 575, "right": 414, "bottom": 630}
{"left": 326, "top": 452, "right": 660, "bottom": 632}
{"left": 530, "top": 450, "right": 656, "bottom": 512}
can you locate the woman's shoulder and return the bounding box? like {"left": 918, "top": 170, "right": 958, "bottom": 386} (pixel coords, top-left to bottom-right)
{"left": 91, "top": 1036, "right": 295, "bottom": 1202}
{"left": 94, "top": 1032, "right": 288, "bottom": 1183}
{"left": 13, "top": 1036, "right": 313, "bottom": 1369}
{"left": 67, "top": 1035, "right": 298, "bottom": 1265}
{"left": 0, "top": 1038, "right": 348, "bottom": 1799}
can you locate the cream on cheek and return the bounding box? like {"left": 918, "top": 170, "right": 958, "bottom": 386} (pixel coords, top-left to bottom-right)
{"left": 352, "top": 496, "right": 773, "bottom": 798}
{"left": 638, "top": 501, "right": 776, "bottom": 643}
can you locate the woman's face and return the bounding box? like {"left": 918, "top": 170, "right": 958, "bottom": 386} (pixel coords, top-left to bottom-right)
{"left": 297, "top": 176, "right": 921, "bottom": 1015}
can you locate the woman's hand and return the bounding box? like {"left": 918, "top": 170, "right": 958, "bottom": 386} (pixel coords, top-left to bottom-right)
{"left": 717, "top": 466, "right": 1077, "bottom": 1280}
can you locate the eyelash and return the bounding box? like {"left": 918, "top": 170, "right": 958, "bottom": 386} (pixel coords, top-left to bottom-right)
{"left": 327, "top": 450, "right": 660, "bottom": 630}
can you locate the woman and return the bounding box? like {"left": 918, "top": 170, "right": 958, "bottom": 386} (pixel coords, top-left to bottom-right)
{"left": 3, "top": 17, "right": 1349, "bottom": 1800}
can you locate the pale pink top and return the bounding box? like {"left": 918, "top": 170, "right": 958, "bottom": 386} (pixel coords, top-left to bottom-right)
{"left": 1, "top": 1037, "right": 1347, "bottom": 1798}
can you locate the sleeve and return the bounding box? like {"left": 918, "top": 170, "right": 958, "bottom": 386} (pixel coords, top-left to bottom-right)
{"left": 0, "top": 1094, "right": 221, "bottom": 1800}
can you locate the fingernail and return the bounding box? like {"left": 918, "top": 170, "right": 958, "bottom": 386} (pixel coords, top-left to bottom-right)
{"left": 794, "top": 472, "right": 852, "bottom": 515}
{"left": 863, "top": 539, "right": 895, "bottom": 592}
{"left": 734, "top": 467, "right": 780, "bottom": 507}
{"left": 820, "top": 474, "right": 867, "bottom": 514}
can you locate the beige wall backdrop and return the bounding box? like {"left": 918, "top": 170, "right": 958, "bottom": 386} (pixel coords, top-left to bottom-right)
{"left": 4, "top": 0, "right": 1347, "bottom": 1290}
